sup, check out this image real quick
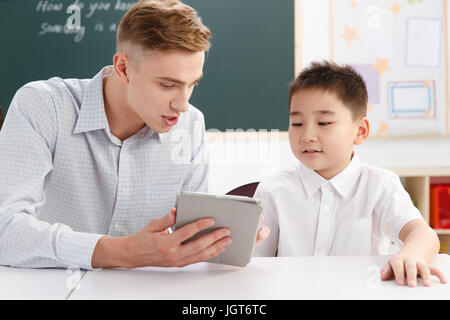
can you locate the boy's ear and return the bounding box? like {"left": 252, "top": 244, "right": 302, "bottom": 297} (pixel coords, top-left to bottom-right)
{"left": 353, "top": 116, "right": 370, "bottom": 145}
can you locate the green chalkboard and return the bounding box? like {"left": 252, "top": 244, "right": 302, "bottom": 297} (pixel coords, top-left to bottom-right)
{"left": 0, "top": 0, "right": 293, "bottom": 130}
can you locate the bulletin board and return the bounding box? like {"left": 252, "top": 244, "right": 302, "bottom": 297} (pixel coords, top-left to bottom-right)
{"left": 330, "top": 0, "right": 449, "bottom": 137}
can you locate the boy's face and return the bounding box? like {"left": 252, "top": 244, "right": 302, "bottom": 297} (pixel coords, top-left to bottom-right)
{"left": 288, "top": 89, "right": 369, "bottom": 180}
{"left": 124, "top": 49, "right": 205, "bottom": 133}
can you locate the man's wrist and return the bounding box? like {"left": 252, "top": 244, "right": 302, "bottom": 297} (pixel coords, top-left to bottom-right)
{"left": 91, "top": 235, "right": 135, "bottom": 269}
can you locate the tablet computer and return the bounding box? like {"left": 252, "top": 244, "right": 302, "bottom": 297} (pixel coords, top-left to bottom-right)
{"left": 175, "top": 191, "right": 262, "bottom": 267}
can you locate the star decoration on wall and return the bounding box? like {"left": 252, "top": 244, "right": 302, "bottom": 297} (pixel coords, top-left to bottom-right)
{"left": 339, "top": 24, "right": 360, "bottom": 47}
{"left": 375, "top": 121, "right": 390, "bottom": 136}
{"left": 389, "top": 3, "right": 402, "bottom": 15}
{"left": 370, "top": 58, "right": 391, "bottom": 77}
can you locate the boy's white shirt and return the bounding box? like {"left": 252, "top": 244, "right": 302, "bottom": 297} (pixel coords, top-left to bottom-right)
{"left": 253, "top": 153, "right": 423, "bottom": 257}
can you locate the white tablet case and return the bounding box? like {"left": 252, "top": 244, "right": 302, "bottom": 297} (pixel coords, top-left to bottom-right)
{"left": 175, "top": 192, "right": 262, "bottom": 267}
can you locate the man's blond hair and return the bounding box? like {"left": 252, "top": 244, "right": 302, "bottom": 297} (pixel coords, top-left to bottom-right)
{"left": 117, "top": 0, "right": 211, "bottom": 63}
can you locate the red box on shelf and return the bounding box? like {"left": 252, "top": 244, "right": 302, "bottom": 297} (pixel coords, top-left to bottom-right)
{"left": 430, "top": 184, "right": 450, "bottom": 229}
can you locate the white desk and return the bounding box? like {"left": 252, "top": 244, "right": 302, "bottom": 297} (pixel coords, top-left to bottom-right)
{"left": 0, "top": 266, "right": 81, "bottom": 300}
{"left": 69, "top": 255, "right": 450, "bottom": 300}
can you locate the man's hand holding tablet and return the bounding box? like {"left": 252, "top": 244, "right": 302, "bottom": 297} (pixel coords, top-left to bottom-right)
{"left": 174, "top": 192, "right": 271, "bottom": 267}
{"left": 92, "top": 207, "right": 233, "bottom": 268}
{"left": 91, "top": 193, "right": 270, "bottom": 269}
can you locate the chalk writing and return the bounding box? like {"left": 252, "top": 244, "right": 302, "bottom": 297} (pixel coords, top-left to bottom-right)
{"left": 39, "top": 22, "right": 86, "bottom": 42}
{"left": 86, "top": 2, "right": 111, "bottom": 18}
{"left": 36, "top": 0, "right": 137, "bottom": 43}
{"left": 36, "top": 0, "right": 64, "bottom": 12}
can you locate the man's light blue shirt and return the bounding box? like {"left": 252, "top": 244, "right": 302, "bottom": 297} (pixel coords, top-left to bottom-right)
{"left": 0, "top": 67, "right": 209, "bottom": 270}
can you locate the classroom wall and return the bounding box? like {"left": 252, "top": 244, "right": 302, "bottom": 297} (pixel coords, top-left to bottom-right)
{"left": 208, "top": 0, "right": 450, "bottom": 194}
{"left": 1, "top": 1, "right": 449, "bottom": 194}
{"left": 207, "top": 133, "right": 450, "bottom": 194}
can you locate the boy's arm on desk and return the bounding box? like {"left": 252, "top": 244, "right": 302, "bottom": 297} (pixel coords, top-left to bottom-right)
{"left": 381, "top": 219, "right": 447, "bottom": 287}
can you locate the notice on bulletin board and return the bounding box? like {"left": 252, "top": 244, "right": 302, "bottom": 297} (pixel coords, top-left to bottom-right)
{"left": 330, "top": 0, "right": 449, "bottom": 137}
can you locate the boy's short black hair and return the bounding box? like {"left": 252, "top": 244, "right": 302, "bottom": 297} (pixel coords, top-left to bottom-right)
{"left": 289, "top": 60, "right": 368, "bottom": 120}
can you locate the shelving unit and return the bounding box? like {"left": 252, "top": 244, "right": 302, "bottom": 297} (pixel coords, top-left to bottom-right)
{"left": 391, "top": 167, "right": 450, "bottom": 253}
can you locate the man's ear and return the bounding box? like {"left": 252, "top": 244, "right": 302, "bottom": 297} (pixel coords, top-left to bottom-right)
{"left": 113, "top": 52, "right": 131, "bottom": 84}
{"left": 353, "top": 116, "right": 370, "bottom": 145}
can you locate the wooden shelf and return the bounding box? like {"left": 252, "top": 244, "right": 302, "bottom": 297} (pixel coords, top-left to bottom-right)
{"left": 398, "top": 172, "right": 450, "bottom": 253}
{"left": 388, "top": 167, "right": 450, "bottom": 177}
{"left": 435, "top": 229, "right": 450, "bottom": 235}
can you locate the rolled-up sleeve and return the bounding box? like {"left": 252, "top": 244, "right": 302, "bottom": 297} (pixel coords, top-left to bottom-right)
{"left": 0, "top": 87, "right": 103, "bottom": 270}
{"left": 374, "top": 173, "right": 424, "bottom": 246}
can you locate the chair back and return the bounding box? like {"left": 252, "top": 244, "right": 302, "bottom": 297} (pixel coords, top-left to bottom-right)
{"left": 226, "top": 182, "right": 260, "bottom": 197}
{"left": 0, "top": 108, "right": 3, "bottom": 130}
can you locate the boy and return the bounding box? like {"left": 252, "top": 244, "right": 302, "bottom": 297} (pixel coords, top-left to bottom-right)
{"left": 253, "top": 61, "right": 447, "bottom": 287}
{"left": 0, "top": 0, "right": 267, "bottom": 270}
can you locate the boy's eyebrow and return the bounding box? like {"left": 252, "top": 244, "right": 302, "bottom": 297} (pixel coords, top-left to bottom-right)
{"left": 289, "top": 110, "right": 336, "bottom": 116}
{"left": 155, "top": 74, "right": 203, "bottom": 85}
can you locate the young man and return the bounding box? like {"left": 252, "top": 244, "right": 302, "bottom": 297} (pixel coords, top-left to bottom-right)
{"left": 253, "top": 61, "right": 447, "bottom": 287}
{"left": 0, "top": 0, "right": 267, "bottom": 270}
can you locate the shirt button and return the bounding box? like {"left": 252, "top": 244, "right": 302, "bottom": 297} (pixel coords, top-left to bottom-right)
{"left": 323, "top": 205, "right": 329, "bottom": 212}
{"left": 114, "top": 223, "right": 119, "bottom": 229}
{"left": 121, "top": 188, "right": 127, "bottom": 193}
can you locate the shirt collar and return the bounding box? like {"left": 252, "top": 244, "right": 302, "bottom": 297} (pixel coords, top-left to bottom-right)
{"left": 73, "top": 66, "right": 161, "bottom": 144}
{"left": 329, "top": 153, "right": 362, "bottom": 199}
{"left": 297, "top": 152, "right": 362, "bottom": 199}
{"left": 73, "top": 67, "right": 109, "bottom": 134}
{"left": 297, "top": 160, "right": 327, "bottom": 199}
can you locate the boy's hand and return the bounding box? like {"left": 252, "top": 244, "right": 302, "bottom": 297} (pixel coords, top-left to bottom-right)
{"left": 380, "top": 253, "right": 447, "bottom": 287}
{"left": 380, "top": 219, "right": 447, "bottom": 287}
{"left": 255, "top": 214, "right": 270, "bottom": 247}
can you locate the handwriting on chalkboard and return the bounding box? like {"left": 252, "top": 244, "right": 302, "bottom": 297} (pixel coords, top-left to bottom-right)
{"left": 36, "top": 0, "right": 137, "bottom": 43}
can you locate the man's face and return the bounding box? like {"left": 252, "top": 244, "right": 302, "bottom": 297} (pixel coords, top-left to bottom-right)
{"left": 125, "top": 49, "right": 205, "bottom": 133}
{"left": 288, "top": 89, "right": 364, "bottom": 180}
